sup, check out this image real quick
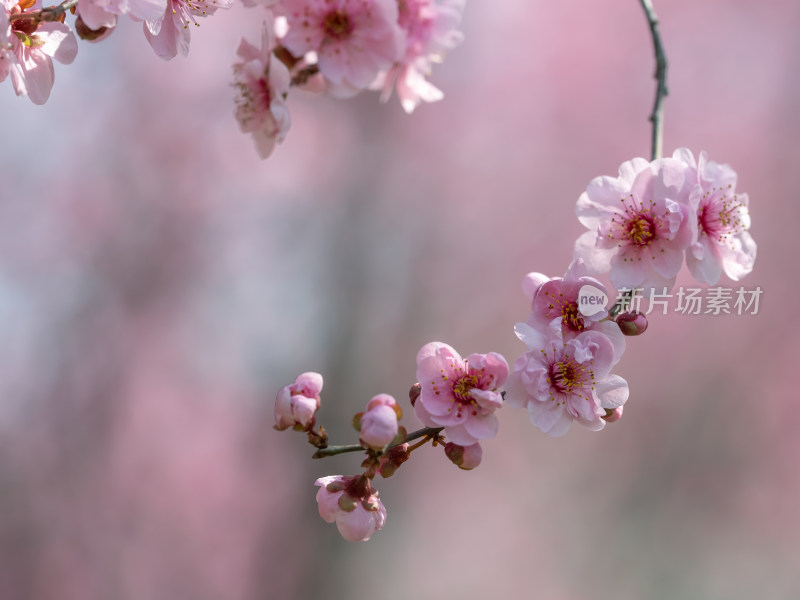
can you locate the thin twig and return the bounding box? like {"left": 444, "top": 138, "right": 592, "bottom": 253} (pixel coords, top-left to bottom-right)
{"left": 639, "top": 0, "right": 668, "bottom": 161}
{"left": 311, "top": 426, "right": 443, "bottom": 459}
{"left": 8, "top": 0, "right": 77, "bottom": 22}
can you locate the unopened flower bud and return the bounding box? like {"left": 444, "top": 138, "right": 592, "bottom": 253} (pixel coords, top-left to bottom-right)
{"left": 408, "top": 382, "right": 421, "bottom": 407}
{"left": 359, "top": 394, "right": 400, "bottom": 450}
{"left": 274, "top": 372, "right": 323, "bottom": 431}
{"left": 616, "top": 310, "right": 648, "bottom": 336}
{"left": 378, "top": 443, "right": 410, "bottom": 478}
{"left": 444, "top": 442, "right": 483, "bottom": 470}
{"left": 602, "top": 406, "right": 624, "bottom": 423}
{"left": 314, "top": 475, "right": 387, "bottom": 542}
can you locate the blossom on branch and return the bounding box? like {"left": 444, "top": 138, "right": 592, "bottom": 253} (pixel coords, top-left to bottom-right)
{"left": 506, "top": 321, "right": 629, "bottom": 437}
{"left": 144, "top": 0, "right": 233, "bottom": 60}
{"left": 274, "top": 371, "right": 322, "bottom": 431}
{"left": 315, "top": 475, "right": 387, "bottom": 542}
{"left": 79, "top": 0, "right": 166, "bottom": 29}
{"left": 414, "top": 342, "right": 508, "bottom": 446}
{"left": 232, "top": 18, "right": 291, "bottom": 159}
{"left": 372, "top": 0, "right": 465, "bottom": 113}
{"left": 674, "top": 148, "right": 756, "bottom": 285}
{"left": 277, "top": 0, "right": 405, "bottom": 97}
{"left": 1, "top": 0, "right": 77, "bottom": 105}
{"left": 574, "top": 155, "right": 694, "bottom": 292}
{"left": 357, "top": 393, "right": 401, "bottom": 450}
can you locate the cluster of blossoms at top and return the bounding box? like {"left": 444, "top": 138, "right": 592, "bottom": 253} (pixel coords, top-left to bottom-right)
{"left": 574, "top": 148, "right": 756, "bottom": 289}
{"left": 2, "top": 0, "right": 465, "bottom": 161}
{"left": 272, "top": 147, "right": 756, "bottom": 543}
{"left": 233, "top": 0, "right": 465, "bottom": 157}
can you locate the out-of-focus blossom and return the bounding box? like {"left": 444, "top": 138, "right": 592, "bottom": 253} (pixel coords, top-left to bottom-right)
{"left": 615, "top": 310, "right": 648, "bottom": 336}
{"left": 278, "top": 0, "right": 405, "bottom": 97}
{"left": 1, "top": 0, "right": 77, "bottom": 104}
{"left": 506, "top": 321, "right": 629, "bottom": 437}
{"left": 74, "top": 13, "right": 117, "bottom": 43}
{"left": 444, "top": 441, "right": 482, "bottom": 470}
{"left": 574, "top": 155, "right": 694, "bottom": 292}
{"left": 144, "top": 0, "right": 233, "bottom": 60}
{"left": 674, "top": 148, "right": 756, "bottom": 285}
{"left": 78, "top": 0, "right": 165, "bottom": 28}
{"left": 414, "top": 342, "right": 508, "bottom": 446}
{"left": 372, "top": 0, "right": 464, "bottom": 113}
{"left": 358, "top": 393, "right": 400, "bottom": 450}
{"left": 315, "top": 475, "right": 387, "bottom": 542}
{"left": 232, "top": 18, "right": 291, "bottom": 159}
{"left": 602, "top": 405, "right": 624, "bottom": 423}
{"left": 274, "top": 371, "right": 322, "bottom": 431}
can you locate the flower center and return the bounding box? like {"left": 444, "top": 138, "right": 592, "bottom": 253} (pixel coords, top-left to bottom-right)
{"left": 697, "top": 187, "right": 747, "bottom": 243}
{"left": 607, "top": 195, "right": 667, "bottom": 252}
{"left": 627, "top": 217, "right": 654, "bottom": 246}
{"left": 323, "top": 10, "right": 354, "bottom": 40}
{"left": 561, "top": 302, "right": 585, "bottom": 332}
{"left": 452, "top": 374, "right": 478, "bottom": 404}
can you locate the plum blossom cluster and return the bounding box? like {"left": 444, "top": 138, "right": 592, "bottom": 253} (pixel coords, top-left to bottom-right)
{"left": 2, "top": 0, "right": 465, "bottom": 160}
{"left": 274, "top": 147, "right": 756, "bottom": 542}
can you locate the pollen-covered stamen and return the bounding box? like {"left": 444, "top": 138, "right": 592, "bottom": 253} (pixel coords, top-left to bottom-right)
{"left": 607, "top": 195, "right": 667, "bottom": 250}
{"left": 323, "top": 9, "right": 354, "bottom": 40}
{"left": 561, "top": 302, "right": 585, "bottom": 332}
{"left": 697, "top": 186, "right": 748, "bottom": 245}
{"left": 545, "top": 355, "right": 595, "bottom": 404}
{"left": 452, "top": 373, "right": 478, "bottom": 404}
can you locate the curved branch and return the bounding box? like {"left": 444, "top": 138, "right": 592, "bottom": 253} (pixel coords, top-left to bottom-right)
{"left": 639, "top": 0, "right": 668, "bottom": 160}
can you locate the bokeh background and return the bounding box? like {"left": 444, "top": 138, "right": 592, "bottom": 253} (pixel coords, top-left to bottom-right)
{"left": 1, "top": 0, "right": 798, "bottom": 598}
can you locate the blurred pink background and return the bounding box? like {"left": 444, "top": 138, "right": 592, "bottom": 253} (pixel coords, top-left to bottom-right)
{"left": 1, "top": 0, "right": 798, "bottom": 598}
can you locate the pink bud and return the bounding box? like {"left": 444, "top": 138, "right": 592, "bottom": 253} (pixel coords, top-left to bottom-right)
{"left": 408, "top": 382, "right": 421, "bottom": 407}
{"left": 602, "top": 405, "right": 624, "bottom": 423}
{"left": 274, "top": 372, "right": 323, "bottom": 431}
{"left": 378, "top": 443, "right": 410, "bottom": 478}
{"left": 444, "top": 442, "right": 483, "bottom": 470}
{"left": 314, "top": 475, "right": 387, "bottom": 542}
{"left": 616, "top": 311, "right": 648, "bottom": 336}
{"left": 360, "top": 394, "right": 399, "bottom": 450}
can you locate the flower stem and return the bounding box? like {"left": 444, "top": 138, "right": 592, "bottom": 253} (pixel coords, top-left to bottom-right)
{"left": 311, "top": 426, "right": 444, "bottom": 459}
{"left": 8, "top": 0, "right": 78, "bottom": 22}
{"left": 639, "top": 0, "right": 668, "bottom": 161}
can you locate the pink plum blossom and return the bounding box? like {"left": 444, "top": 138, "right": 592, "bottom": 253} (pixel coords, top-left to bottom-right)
{"left": 574, "top": 155, "right": 695, "bottom": 292}
{"left": 505, "top": 321, "right": 629, "bottom": 437}
{"left": 359, "top": 393, "right": 400, "bottom": 450}
{"left": 278, "top": 0, "right": 405, "bottom": 97}
{"left": 232, "top": 19, "right": 291, "bottom": 159}
{"left": 414, "top": 342, "right": 508, "bottom": 446}
{"left": 672, "top": 148, "right": 756, "bottom": 285}
{"left": 529, "top": 259, "right": 609, "bottom": 333}
{"left": 444, "top": 441, "right": 482, "bottom": 470}
{"left": 372, "top": 0, "right": 464, "bottom": 113}
{"left": 144, "top": 0, "right": 233, "bottom": 60}
{"left": 315, "top": 475, "right": 387, "bottom": 542}
{"left": 524, "top": 260, "right": 625, "bottom": 361}
{"left": 274, "top": 371, "right": 322, "bottom": 431}
{"left": 1, "top": 0, "right": 77, "bottom": 105}
{"left": 78, "top": 0, "right": 166, "bottom": 29}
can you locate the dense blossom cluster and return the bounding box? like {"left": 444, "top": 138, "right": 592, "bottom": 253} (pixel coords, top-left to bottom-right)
{"left": 273, "top": 148, "right": 756, "bottom": 542}
{"left": 8, "top": 0, "right": 758, "bottom": 545}
{"left": 1, "top": 0, "right": 465, "bottom": 158}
